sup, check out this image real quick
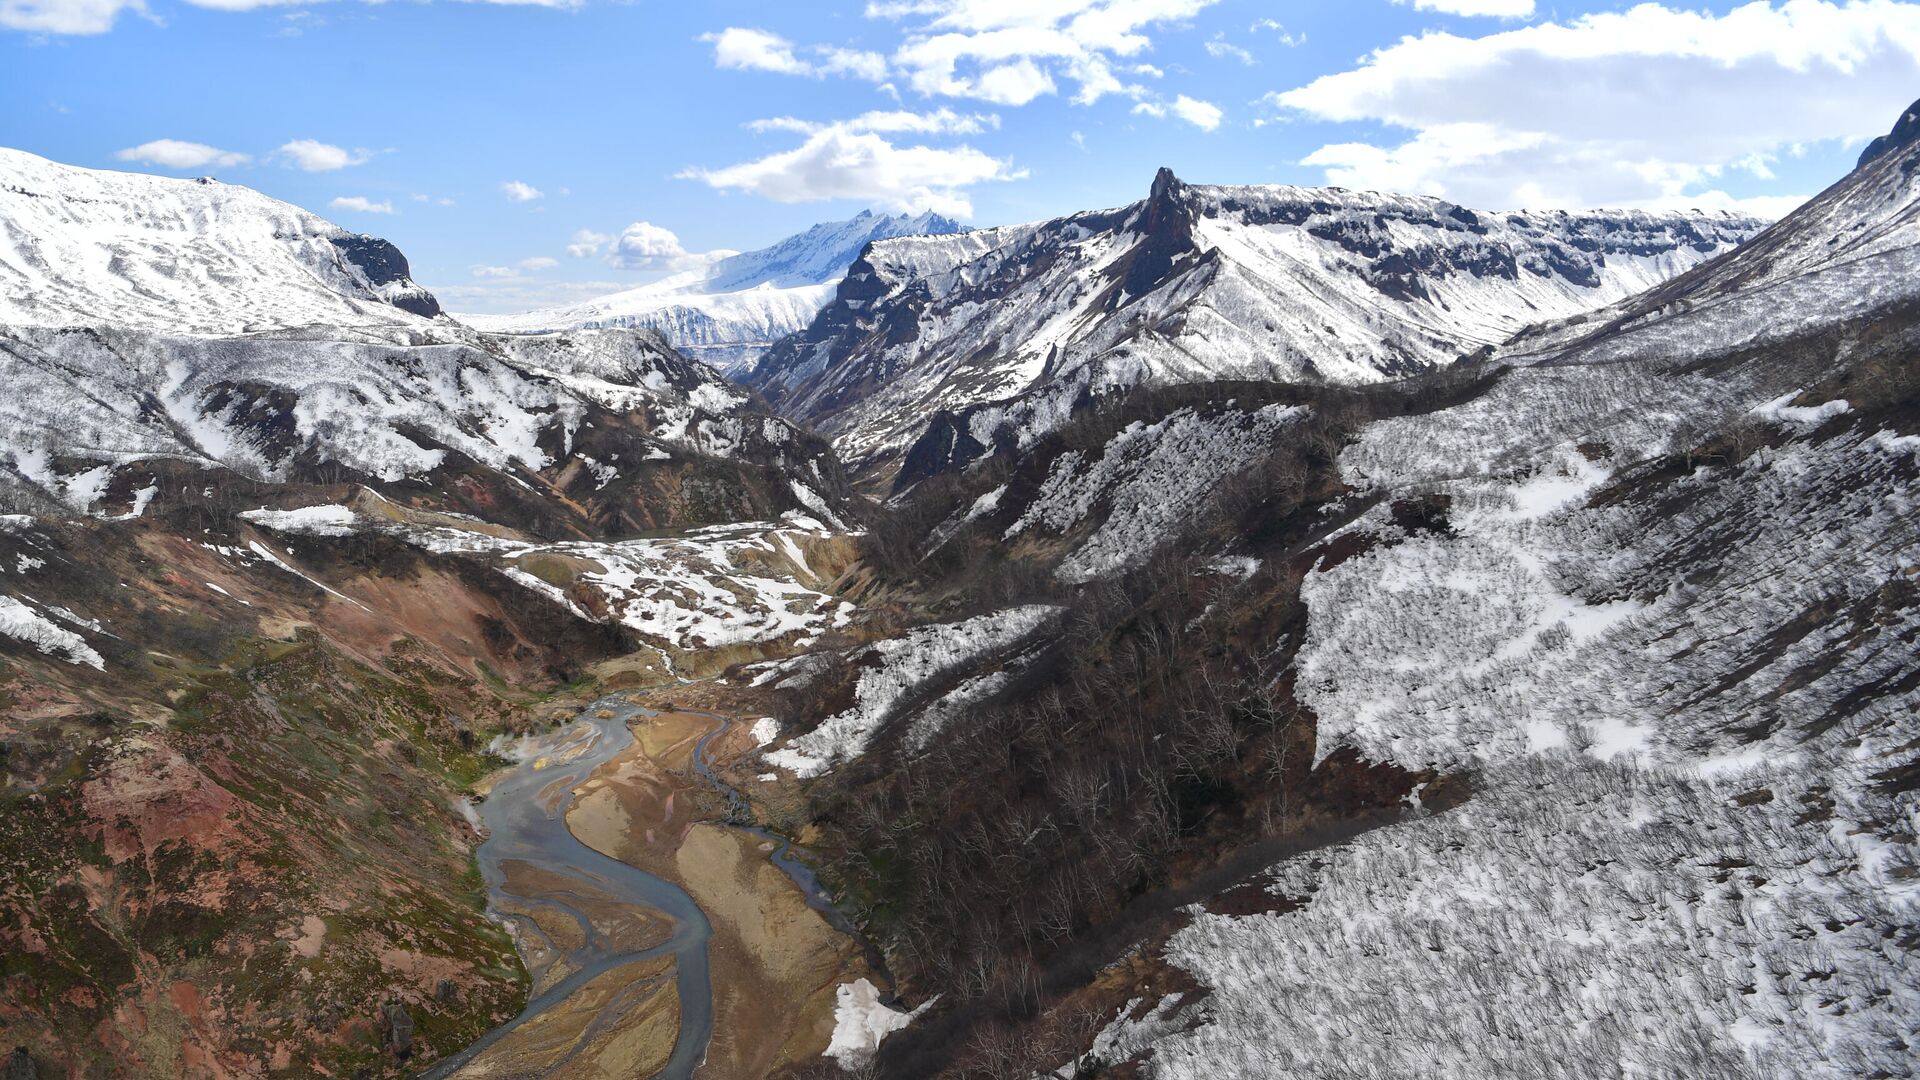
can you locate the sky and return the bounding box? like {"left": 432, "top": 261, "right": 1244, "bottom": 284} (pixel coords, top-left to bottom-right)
{"left": 5, "top": 0, "right": 1919, "bottom": 313}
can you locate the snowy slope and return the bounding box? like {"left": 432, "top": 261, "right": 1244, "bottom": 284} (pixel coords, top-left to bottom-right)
{"left": 460, "top": 277, "right": 839, "bottom": 376}
{"left": 763, "top": 604, "right": 1061, "bottom": 777}
{"left": 245, "top": 503, "right": 857, "bottom": 657}
{"left": 1051, "top": 99, "right": 1920, "bottom": 1080}
{"left": 0, "top": 146, "right": 440, "bottom": 333}
{"left": 0, "top": 148, "right": 847, "bottom": 525}
{"left": 1501, "top": 99, "right": 1920, "bottom": 368}
{"left": 999, "top": 402, "right": 1307, "bottom": 584}
{"left": 460, "top": 210, "right": 963, "bottom": 375}
{"left": 0, "top": 321, "right": 808, "bottom": 506}
{"left": 703, "top": 210, "right": 962, "bottom": 292}
{"left": 750, "top": 170, "right": 1764, "bottom": 474}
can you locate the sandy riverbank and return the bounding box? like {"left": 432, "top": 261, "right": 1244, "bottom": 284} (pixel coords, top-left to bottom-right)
{"left": 563, "top": 709, "right": 867, "bottom": 1079}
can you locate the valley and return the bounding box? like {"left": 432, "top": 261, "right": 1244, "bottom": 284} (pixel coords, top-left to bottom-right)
{"left": 1, "top": 90, "right": 1917, "bottom": 1080}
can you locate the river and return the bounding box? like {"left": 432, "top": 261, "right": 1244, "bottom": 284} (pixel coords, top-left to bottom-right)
{"left": 423, "top": 699, "right": 715, "bottom": 1079}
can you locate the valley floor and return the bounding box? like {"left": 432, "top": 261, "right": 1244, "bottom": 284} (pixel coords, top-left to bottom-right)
{"left": 440, "top": 696, "right": 869, "bottom": 1080}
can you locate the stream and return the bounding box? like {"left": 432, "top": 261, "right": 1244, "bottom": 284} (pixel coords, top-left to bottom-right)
{"left": 422, "top": 700, "right": 714, "bottom": 1080}
{"left": 424, "top": 699, "right": 887, "bottom": 1079}
{"left": 689, "top": 717, "right": 861, "bottom": 940}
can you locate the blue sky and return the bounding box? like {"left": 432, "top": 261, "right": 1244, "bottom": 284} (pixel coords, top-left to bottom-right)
{"left": 5, "top": 0, "right": 1918, "bottom": 312}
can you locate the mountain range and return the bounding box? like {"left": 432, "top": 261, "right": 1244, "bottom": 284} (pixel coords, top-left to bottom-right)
{"left": 747, "top": 168, "right": 1766, "bottom": 481}
{"left": 0, "top": 95, "right": 1915, "bottom": 1080}
{"left": 461, "top": 210, "right": 964, "bottom": 376}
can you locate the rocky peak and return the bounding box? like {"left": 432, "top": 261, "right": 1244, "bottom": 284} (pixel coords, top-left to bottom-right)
{"left": 1856, "top": 96, "right": 1920, "bottom": 170}
{"left": 1124, "top": 167, "right": 1200, "bottom": 297}
{"left": 1149, "top": 166, "right": 1183, "bottom": 202}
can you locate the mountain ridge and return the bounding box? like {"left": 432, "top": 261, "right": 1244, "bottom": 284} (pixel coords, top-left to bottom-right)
{"left": 746, "top": 169, "right": 1768, "bottom": 480}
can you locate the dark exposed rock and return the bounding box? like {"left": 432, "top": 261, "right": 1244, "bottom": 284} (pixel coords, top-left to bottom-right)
{"left": 4, "top": 1048, "right": 36, "bottom": 1080}
{"left": 1120, "top": 167, "right": 1199, "bottom": 301}
{"left": 328, "top": 234, "right": 444, "bottom": 318}
{"left": 381, "top": 1001, "right": 414, "bottom": 1058}
{"left": 435, "top": 978, "right": 459, "bottom": 1005}
{"left": 1856, "top": 97, "right": 1920, "bottom": 171}
{"left": 896, "top": 410, "right": 995, "bottom": 491}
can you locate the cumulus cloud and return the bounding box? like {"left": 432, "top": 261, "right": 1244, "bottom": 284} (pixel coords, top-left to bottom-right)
{"left": 607, "top": 221, "right": 724, "bottom": 271}
{"left": 702, "top": 26, "right": 889, "bottom": 80}
{"left": 501, "top": 180, "right": 543, "bottom": 202}
{"left": 519, "top": 256, "right": 559, "bottom": 271}
{"left": 1270, "top": 0, "right": 1920, "bottom": 212}
{"left": 329, "top": 195, "right": 396, "bottom": 214}
{"left": 679, "top": 116, "right": 1025, "bottom": 216}
{"left": 566, "top": 229, "right": 612, "bottom": 258}
{"left": 710, "top": 0, "right": 1216, "bottom": 107}
{"left": 1134, "top": 94, "right": 1224, "bottom": 130}
{"left": 114, "top": 139, "right": 250, "bottom": 170}
{"left": 471, "top": 264, "right": 517, "bottom": 278}
{"left": 1395, "top": 0, "right": 1535, "bottom": 16}
{"left": 277, "top": 139, "right": 372, "bottom": 172}
{"left": 704, "top": 26, "right": 812, "bottom": 74}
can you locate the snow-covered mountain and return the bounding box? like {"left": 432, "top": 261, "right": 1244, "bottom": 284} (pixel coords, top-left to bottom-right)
{"left": 460, "top": 210, "right": 963, "bottom": 376}
{"left": 0, "top": 148, "right": 852, "bottom": 531}
{"left": 1063, "top": 100, "right": 1920, "bottom": 1080}
{"left": 704, "top": 210, "right": 964, "bottom": 292}
{"left": 0, "top": 146, "right": 442, "bottom": 333}
{"left": 748, "top": 99, "right": 1920, "bottom": 1080}
{"left": 748, "top": 170, "right": 1767, "bottom": 478}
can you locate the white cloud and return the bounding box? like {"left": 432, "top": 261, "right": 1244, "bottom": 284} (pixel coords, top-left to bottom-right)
{"left": 501, "top": 180, "right": 543, "bottom": 202}
{"left": 609, "top": 221, "right": 721, "bottom": 271}
{"left": 716, "top": 0, "right": 1217, "bottom": 107}
{"left": 2, "top": 0, "right": 143, "bottom": 34}
{"left": 821, "top": 45, "right": 891, "bottom": 80}
{"left": 519, "top": 256, "right": 559, "bottom": 271}
{"left": 277, "top": 139, "right": 372, "bottom": 172}
{"left": 1249, "top": 17, "right": 1304, "bottom": 47}
{"left": 703, "top": 26, "right": 889, "bottom": 80}
{"left": 1134, "top": 94, "right": 1224, "bottom": 130}
{"left": 1395, "top": 0, "right": 1535, "bottom": 17}
{"left": 704, "top": 26, "right": 813, "bottom": 74}
{"left": 567, "top": 229, "right": 612, "bottom": 258}
{"left": 471, "top": 264, "right": 517, "bottom": 278}
{"left": 329, "top": 195, "right": 396, "bottom": 214}
{"left": 1272, "top": 0, "right": 1920, "bottom": 211}
{"left": 114, "top": 139, "right": 250, "bottom": 170}
{"left": 679, "top": 120, "right": 1025, "bottom": 216}
{"left": 1205, "top": 33, "right": 1254, "bottom": 65}
{"left": 749, "top": 107, "right": 998, "bottom": 137}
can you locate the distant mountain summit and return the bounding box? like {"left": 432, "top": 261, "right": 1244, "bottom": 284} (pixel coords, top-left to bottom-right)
{"left": 703, "top": 209, "right": 963, "bottom": 292}
{"left": 461, "top": 209, "right": 965, "bottom": 375}
{"left": 747, "top": 170, "right": 1769, "bottom": 481}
